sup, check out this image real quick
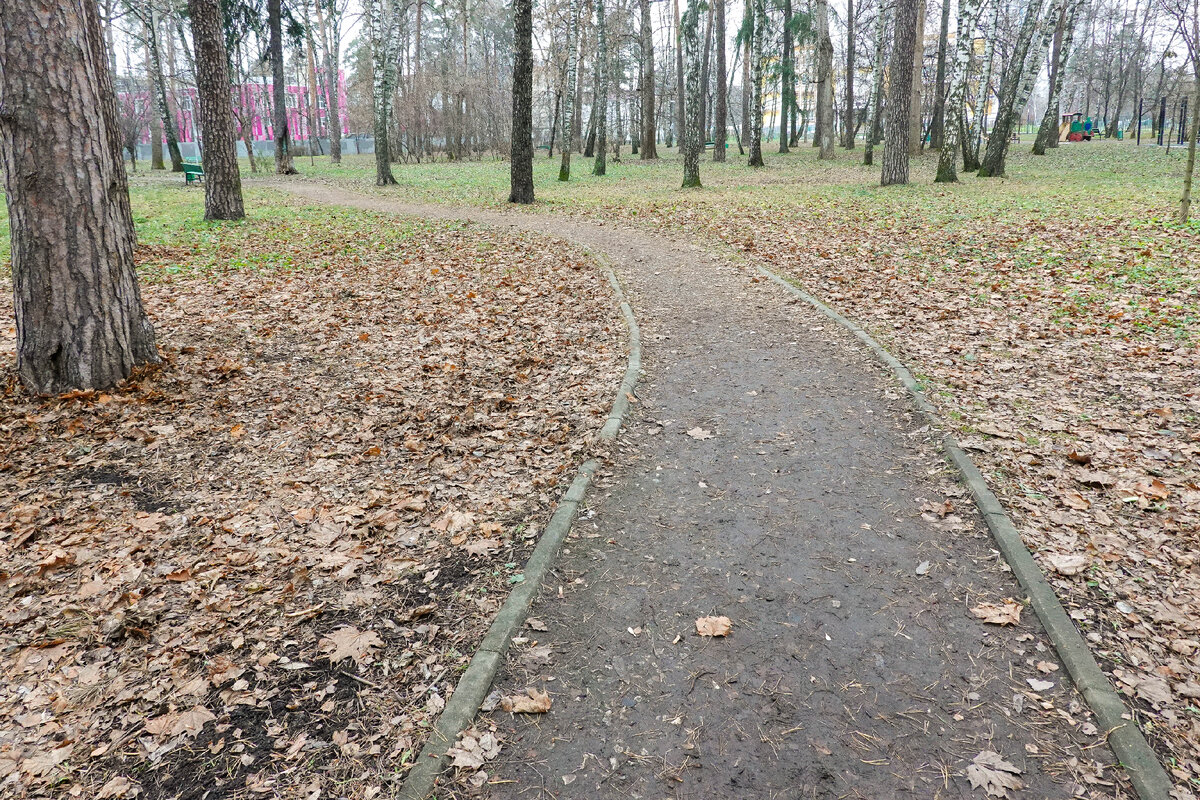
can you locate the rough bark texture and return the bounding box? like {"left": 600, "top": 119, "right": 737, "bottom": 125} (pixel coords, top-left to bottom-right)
{"left": 594, "top": 0, "right": 608, "bottom": 175}
{"left": 560, "top": 0, "right": 580, "bottom": 180}
{"left": 188, "top": 0, "right": 245, "bottom": 220}
{"left": 929, "top": 0, "right": 951, "bottom": 148}
{"left": 842, "top": 0, "right": 856, "bottom": 148}
{"left": 815, "top": 0, "right": 835, "bottom": 158}
{"left": 674, "top": 0, "right": 685, "bottom": 148}
{"left": 863, "top": 0, "right": 888, "bottom": 165}
{"left": 681, "top": 0, "right": 702, "bottom": 187}
{"left": 269, "top": 0, "right": 297, "bottom": 174}
{"left": 748, "top": 0, "right": 766, "bottom": 166}
{"left": 908, "top": 0, "right": 926, "bottom": 155}
{"left": 639, "top": 0, "right": 658, "bottom": 157}
{"left": 144, "top": 17, "right": 165, "bottom": 170}
{"left": 0, "top": 0, "right": 159, "bottom": 393}
{"left": 1183, "top": 83, "right": 1199, "bottom": 222}
{"left": 510, "top": 0, "right": 534, "bottom": 202}
{"left": 934, "top": 0, "right": 985, "bottom": 181}
{"left": 882, "top": 0, "right": 918, "bottom": 185}
{"left": 713, "top": 0, "right": 726, "bottom": 161}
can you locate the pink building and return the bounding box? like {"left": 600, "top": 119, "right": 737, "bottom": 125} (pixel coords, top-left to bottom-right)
{"left": 122, "top": 71, "right": 349, "bottom": 147}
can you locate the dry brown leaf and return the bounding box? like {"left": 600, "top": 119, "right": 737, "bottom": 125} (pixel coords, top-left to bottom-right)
{"left": 320, "top": 626, "right": 383, "bottom": 667}
{"left": 970, "top": 600, "right": 1021, "bottom": 626}
{"left": 695, "top": 615, "right": 732, "bottom": 637}
{"left": 500, "top": 687, "right": 552, "bottom": 713}
{"left": 966, "top": 750, "right": 1024, "bottom": 797}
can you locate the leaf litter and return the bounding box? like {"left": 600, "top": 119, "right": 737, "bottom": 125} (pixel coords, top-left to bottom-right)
{"left": 0, "top": 204, "right": 623, "bottom": 797}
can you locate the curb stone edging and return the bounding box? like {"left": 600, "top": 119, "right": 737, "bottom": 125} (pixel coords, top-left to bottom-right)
{"left": 399, "top": 257, "right": 642, "bottom": 800}
{"left": 751, "top": 261, "right": 1173, "bottom": 800}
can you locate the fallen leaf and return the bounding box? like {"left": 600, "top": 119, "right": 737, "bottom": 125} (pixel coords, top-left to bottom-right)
{"left": 500, "top": 687, "right": 552, "bottom": 713}
{"left": 966, "top": 750, "right": 1024, "bottom": 797}
{"left": 695, "top": 615, "right": 732, "bottom": 637}
{"left": 685, "top": 427, "right": 714, "bottom": 440}
{"left": 319, "top": 626, "right": 383, "bottom": 667}
{"left": 970, "top": 599, "right": 1021, "bottom": 626}
{"left": 1045, "top": 553, "right": 1090, "bottom": 576}
{"left": 1027, "top": 678, "right": 1055, "bottom": 692}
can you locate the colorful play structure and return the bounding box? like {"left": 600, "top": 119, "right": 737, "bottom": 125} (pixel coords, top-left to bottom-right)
{"left": 1059, "top": 112, "right": 1095, "bottom": 142}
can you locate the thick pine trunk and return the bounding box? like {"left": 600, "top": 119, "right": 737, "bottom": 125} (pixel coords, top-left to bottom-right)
{"left": 510, "top": 0, "right": 534, "bottom": 201}
{"left": 882, "top": 0, "right": 918, "bottom": 185}
{"left": 714, "top": 0, "right": 727, "bottom": 161}
{"left": 681, "top": 0, "right": 702, "bottom": 186}
{"left": 748, "top": 0, "right": 766, "bottom": 166}
{"left": 269, "top": 0, "right": 298, "bottom": 174}
{"left": 640, "top": 0, "right": 658, "bottom": 157}
{"left": 0, "top": 0, "right": 159, "bottom": 393}
{"left": 188, "top": 0, "right": 245, "bottom": 220}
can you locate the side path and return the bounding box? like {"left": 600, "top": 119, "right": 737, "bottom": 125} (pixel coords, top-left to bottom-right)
{"left": 276, "top": 184, "right": 1130, "bottom": 799}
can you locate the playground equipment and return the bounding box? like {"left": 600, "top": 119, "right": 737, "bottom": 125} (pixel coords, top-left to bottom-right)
{"left": 1060, "top": 112, "right": 1093, "bottom": 142}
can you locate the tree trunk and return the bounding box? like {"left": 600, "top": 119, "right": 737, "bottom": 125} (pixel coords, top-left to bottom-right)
{"left": 640, "top": 0, "right": 658, "bottom": 157}
{"left": 699, "top": 1, "right": 714, "bottom": 143}
{"left": 269, "top": 0, "right": 297, "bottom": 174}
{"left": 674, "top": 0, "right": 685, "bottom": 149}
{"left": 929, "top": 0, "right": 951, "bottom": 148}
{"left": 1182, "top": 82, "right": 1199, "bottom": 222}
{"left": 1034, "top": 0, "right": 1081, "bottom": 155}
{"left": 934, "top": 0, "right": 985, "bottom": 181}
{"left": 979, "top": 0, "right": 1057, "bottom": 176}
{"left": 780, "top": 0, "right": 793, "bottom": 153}
{"left": 314, "top": 0, "right": 342, "bottom": 163}
{"left": 681, "top": 0, "right": 702, "bottom": 186}
{"left": 882, "top": 0, "right": 918, "bottom": 184}
{"left": 748, "top": 0, "right": 766, "bottom": 165}
{"left": 188, "top": 0, "right": 245, "bottom": 220}
{"left": 144, "top": 20, "right": 166, "bottom": 170}
{"left": 510, "top": 0, "right": 534, "bottom": 201}
{"left": 964, "top": 0, "right": 999, "bottom": 171}
{"left": 560, "top": 0, "right": 580, "bottom": 179}
{"left": 741, "top": 13, "right": 751, "bottom": 156}
{"left": 842, "top": 0, "right": 856, "bottom": 148}
{"left": 594, "top": 0, "right": 609, "bottom": 175}
{"left": 0, "top": 0, "right": 158, "bottom": 393}
{"left": 366, "top": 0, "right": 398, "bottom": 184}
{"left": 815, "top": 0, "right": 835, "bottom": 158}
{"left": 146, "top": 4, "right": 183, "bottom": 171}
{"left": 714, "top": 0, "right": 727, "bottom": 161}
{"left": 908, "top": 0, "right": 926, "bottom": 155}
{"left": 863, "top": 0, "right": 888, "bottom": 165}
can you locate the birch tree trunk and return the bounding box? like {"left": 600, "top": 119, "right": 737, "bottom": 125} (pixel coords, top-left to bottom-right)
{"left": 934, "top": 0, "right": 985, "bottom": 181}
{"left": 188, "top": 0, "right": 245, "bottom": 219}
{"left": 964, "top": 0, "right": 999, "bottom": 170}
{"left": 0, "top": 0, "right": 159, "bottom": 393}
{"left": 510, "top": 0, "right": 535, "bottom": 201}
{"left": 842, "top": 0, "right": 856, "bottom": 148}
{"left": 780, "top": 0, "right": 794, "bottom": 153}
{"left": 146, "top": 3, "right": 184, "bottom": 171}
{"left": 560, "top": 0, "right": 580, "bottom": 179}
{"left": 594, "top": 0, "right": 609, "bottom": 175}
{"left": 863, "top": 0, "right": 888, "bottom": 165}
{"left": 1033, "top": 0, "right": 1082, "bottom": 155}
{"left": 748, "top": 0, "right": 766, "bottom": 166}
{"left": 681, "top": 0, "right": 703, "bottom": 186}
{"left": 929, "top": 0, "right": 951, "bottom": 148}
{"left": 366, "top": 0, "right": 399, "bottom": 184}
{"left": 882, "top": 0, "right": 919, "bottom": 184}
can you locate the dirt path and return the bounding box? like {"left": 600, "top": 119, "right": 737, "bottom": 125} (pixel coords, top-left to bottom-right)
{"left": 276, "top": 183, "right": 1127, "bottom": 799}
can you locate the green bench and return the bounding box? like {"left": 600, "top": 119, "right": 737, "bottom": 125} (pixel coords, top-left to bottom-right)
{"left": 182, "top": 161, "right": 204, "bottom": 185}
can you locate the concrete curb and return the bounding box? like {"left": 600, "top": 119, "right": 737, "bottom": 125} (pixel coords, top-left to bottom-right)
{"left": 751, "top": 262, "right": 1173, "bottom": 800}
{"left": 399, "top": 257, "right": 642, "bottom": 800}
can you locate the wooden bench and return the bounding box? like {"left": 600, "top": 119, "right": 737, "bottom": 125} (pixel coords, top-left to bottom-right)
{"left": 182, "top": 162, "right": 204, "bottom": 185}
